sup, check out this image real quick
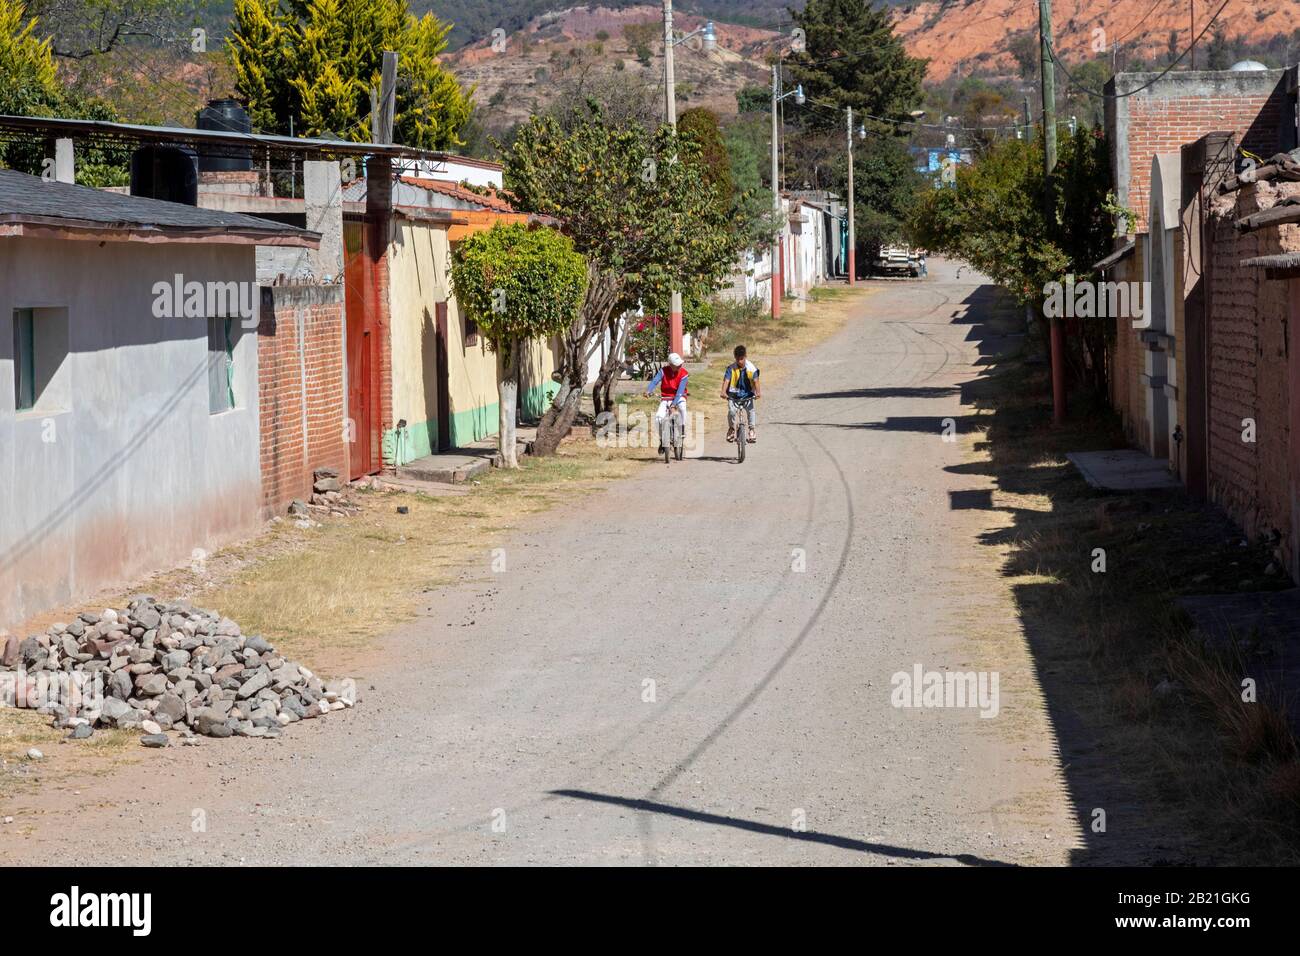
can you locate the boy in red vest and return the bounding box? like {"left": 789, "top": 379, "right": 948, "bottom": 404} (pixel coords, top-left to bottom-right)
{"left": 645, "top": 352, "right": 689, "bottom": 452}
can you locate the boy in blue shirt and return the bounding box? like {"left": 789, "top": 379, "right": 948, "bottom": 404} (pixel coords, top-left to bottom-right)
{"left": 720, "top": 344, "right": 760, "bottom": 443}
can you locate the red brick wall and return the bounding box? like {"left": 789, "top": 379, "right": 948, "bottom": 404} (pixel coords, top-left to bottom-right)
{"left": 1109, "top": 71, "right": 1290, "bottom": 233}
{"left": 1205, "top": 180, "right": 1297, "bottom": 565}
{"left": 258, "top": 284, "right": 349, "bottom": 517}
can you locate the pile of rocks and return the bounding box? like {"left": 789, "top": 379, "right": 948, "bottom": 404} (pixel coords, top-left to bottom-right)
{"left": 0, "top": 597, "right": 355, "bottom": 746}
{"left": 287, "top": 468, "right": 361, "bottom": 525}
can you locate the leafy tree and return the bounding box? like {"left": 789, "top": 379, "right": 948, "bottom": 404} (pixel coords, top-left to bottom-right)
{"left": 450, "top": 222, "right": 587, "bottom": 468}
{"left": 910, "top": 126, "right": 1122, "bottom": 395}
{"left": 228, "top": 0, "right": 472, "bottom": 147}
{"left": 788, "top": 0, "right": 927, "bottom": 126}
{"left": 0, "top": 0, "right": 127, "bottom": 185}
{"left": 1206, "top": 25, "right": 1232, "bottom": 71}
{"left": 678, "top": 107, "right": 732, "bottom": 213}
{"left": 786, "top": 0, "right": 926, "bottom": 265}
{"left": 735, "top": 84, "right": 768, "bottom": 115}
{"left": 502, "top": 102, "right": 744, "bottom": 449}
{"left": 723, "top": 117, "right": 778, "bottom": 248}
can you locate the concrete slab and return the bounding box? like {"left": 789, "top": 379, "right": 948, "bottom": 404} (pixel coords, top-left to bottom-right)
{"left": 1066, "top": 449, "right": 1182, "bottom": 491}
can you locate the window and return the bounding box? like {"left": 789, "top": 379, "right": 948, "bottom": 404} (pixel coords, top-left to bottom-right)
{"left": 207, "top": 316, "right": 235, "bottom": 414}
{"left": 12, "top": 307, "right": 69, "bottom": 413}
{"left": 465, "top": 314, "right": 479, "bottom": 347}
{"left": 13, "top": 308, "right": 34, "bottom": 411}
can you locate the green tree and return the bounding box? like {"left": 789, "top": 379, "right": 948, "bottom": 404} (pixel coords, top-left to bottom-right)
{"left": 0, "top": 0, "right": 127, "bottom": 185}
{"left": 787, "top": 0, "right": 927, "bottom": 266}
{"left": 502, "top": 102, "right": 744, "bottom": 447}
{"left": 228, "top": 0, "right": 472, "bottom": 148}
{"left": 678, "top": 107, "right": 732, "bottom": 213}
{"left": 788, "top": 0, "right": 927, "bottom": 125}
{"left": 910, "top": 126, "right": 1121, "bottom": 394}
{"left": 450, "top": 222, "right": 587, "bottom": 468}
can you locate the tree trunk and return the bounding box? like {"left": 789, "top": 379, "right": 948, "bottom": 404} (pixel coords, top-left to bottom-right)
{"left": 498, "top": 341, "right": 521, "bottom": 468}
{"left": 533, "top": 265, "right": 624, "bottom": 456}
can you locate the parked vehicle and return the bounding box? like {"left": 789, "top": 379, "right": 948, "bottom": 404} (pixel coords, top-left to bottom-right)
{"left": 875, "top": 245, "right": 921, "bottom": 277}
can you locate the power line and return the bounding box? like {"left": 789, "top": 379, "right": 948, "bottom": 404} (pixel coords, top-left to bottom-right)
{"left": 1046, "top": 0, "right": 1232, "bottom": 99}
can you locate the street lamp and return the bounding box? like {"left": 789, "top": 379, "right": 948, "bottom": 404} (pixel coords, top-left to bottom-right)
{"left": 661, "top": 4, "right": 717, "bottom": 354}
{"left": 769, "top": 74, "right": 806, "bottom": 317}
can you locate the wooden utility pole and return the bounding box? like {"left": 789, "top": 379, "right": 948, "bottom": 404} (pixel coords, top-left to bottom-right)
{"left": 662, "top": 0, "right": 683, "bottom": 355}
{"left": 770, "top": 63, "right": 782, "bottom": 319}
{"left": 370, "top": 51, "right": 397, "bottom": 145}
{"left": 846, "top": 106, "right": 856, "bottom": 285}
{"left": 1039, "top": 0, "right": 1066, "bottom": 424}
{"left": 1189, "top": 0, "right": 1196, "bottom": 70}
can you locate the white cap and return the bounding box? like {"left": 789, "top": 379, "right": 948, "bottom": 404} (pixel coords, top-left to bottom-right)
{"left": 668, "top": 353, "right": 684, "bottom": 367}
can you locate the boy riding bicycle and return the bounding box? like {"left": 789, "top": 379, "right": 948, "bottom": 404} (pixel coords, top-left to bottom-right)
{"left": 645, "top": 352, "right": 689, "bottom": 453}
{"left": 721, "top": 345, "right": 760, "bottom": 443}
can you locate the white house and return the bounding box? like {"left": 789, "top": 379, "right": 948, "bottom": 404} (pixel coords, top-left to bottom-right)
{"left": 0, "top": 169, "right": 317, "bottom": 630}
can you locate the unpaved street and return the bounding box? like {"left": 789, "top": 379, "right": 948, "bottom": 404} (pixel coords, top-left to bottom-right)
{"left": 4, "top": 261, "right": 1080, "bottom": 865}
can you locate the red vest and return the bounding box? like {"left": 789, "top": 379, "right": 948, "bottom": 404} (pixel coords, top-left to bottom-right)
{"left": 660, "top": 365, "right": 688, "bottom": 398}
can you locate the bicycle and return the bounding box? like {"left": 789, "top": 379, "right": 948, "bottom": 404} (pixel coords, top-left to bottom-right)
{"left": 659, "top": 402, "right": 685, "bottom": 464}
{"left": 729, "top": 397, "right": 755, "bottom": 463}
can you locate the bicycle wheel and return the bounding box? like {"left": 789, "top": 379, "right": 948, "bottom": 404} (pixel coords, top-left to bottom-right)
{"left": 674, "top": 414, "right": 684, "bottom": 461}
{"left": 736, "top": 412, "right": 746, "bottom": 463}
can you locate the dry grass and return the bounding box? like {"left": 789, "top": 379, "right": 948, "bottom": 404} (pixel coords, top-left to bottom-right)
{"left": 0, "top": 709, "right": 137, "bottom": 809}
{"left": 967, "top": 311, "right": 1300, "bottom": 864}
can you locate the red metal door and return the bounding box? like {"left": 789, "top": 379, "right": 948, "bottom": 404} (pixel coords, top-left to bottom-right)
{"left": 345, "top": 222, "right": 380, "bottom": 479}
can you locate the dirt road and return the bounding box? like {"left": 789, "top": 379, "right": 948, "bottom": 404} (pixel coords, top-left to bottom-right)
{"left": 3, "top": 260, "right": 1080, "bottom": 865}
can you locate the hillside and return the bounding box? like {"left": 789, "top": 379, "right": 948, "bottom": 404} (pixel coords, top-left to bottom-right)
{"left": 443, "top": 0, "right": 1299, "bottom": 131}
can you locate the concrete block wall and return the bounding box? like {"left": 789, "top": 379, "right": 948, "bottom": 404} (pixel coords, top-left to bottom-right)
{"left": 257, "top": 285, "right": 348, "bottom": 517}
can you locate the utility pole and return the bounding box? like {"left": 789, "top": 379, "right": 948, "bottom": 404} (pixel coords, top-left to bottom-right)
{"left": 1189, "top": 0, "right": 1196, "bottom": 71}
{"left": 1038, "top": 0, "right": 1065, "bottom": 424}
{"left": 846, "top": 106, "right": 856, "bottom": 285}
{"left": 661, "top": 0, "right": 683, "bottom": 355}
{"left": 771, "top": 63, "right": 782, "bottom": 319}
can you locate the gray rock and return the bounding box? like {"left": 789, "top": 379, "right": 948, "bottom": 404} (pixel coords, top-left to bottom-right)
{"left": 134, "top": 608, "right": 162, "bottom": 630}
{"left": 116, "top": 709, "right": 148, "bottom": 729}
{"left": 109, "top": 669, "right": 132, "bottom": 701}
{"left": 140, "top": 733, "right": 169, "bottom": 748}
{"left": 244, "top": 635, "right": 272, "bottom": 655}
{"left": 195, "top": 709, "right": 233, "bottom": 737}
{"left": 160, "top": 649, "right": 190, "bottom": 672}
{"left": 135, "top": 673, "right": 168, "bottom": 697}
{"left": 237, "top": 669, "right": 271, "bottom": 699}
{"left": 68, "top": 724, "right": 94, "bottom": 740}
{"left": 155, "top": 693, "right": 186, "bottom": 723}
{"left": 100, "top": 697, "right": 131, "bottom": 724}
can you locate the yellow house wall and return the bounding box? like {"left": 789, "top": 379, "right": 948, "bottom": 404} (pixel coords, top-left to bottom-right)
{"left": 384, "top": 220, "right": 559, "bottom": 463}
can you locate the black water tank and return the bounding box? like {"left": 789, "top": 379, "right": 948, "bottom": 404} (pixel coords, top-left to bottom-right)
{"left": 196, "top": 98, "right": 253, "bottom": 172}
{"left": 129, "top": 145, "right": 198, "bottom": 205}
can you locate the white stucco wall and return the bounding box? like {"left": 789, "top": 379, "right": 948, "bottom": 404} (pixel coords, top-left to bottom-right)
{"left": 0, "top": 237, "right": 262, "bottom": 629}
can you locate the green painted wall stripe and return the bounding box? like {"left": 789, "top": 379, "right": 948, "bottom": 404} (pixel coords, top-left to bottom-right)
{"left": 384, "top": 383, "right": 555, "bottom": 466}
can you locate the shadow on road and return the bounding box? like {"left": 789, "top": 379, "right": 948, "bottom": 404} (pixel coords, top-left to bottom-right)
{"left": 549, "top": 789, "right": 1016, "bottom": 866}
